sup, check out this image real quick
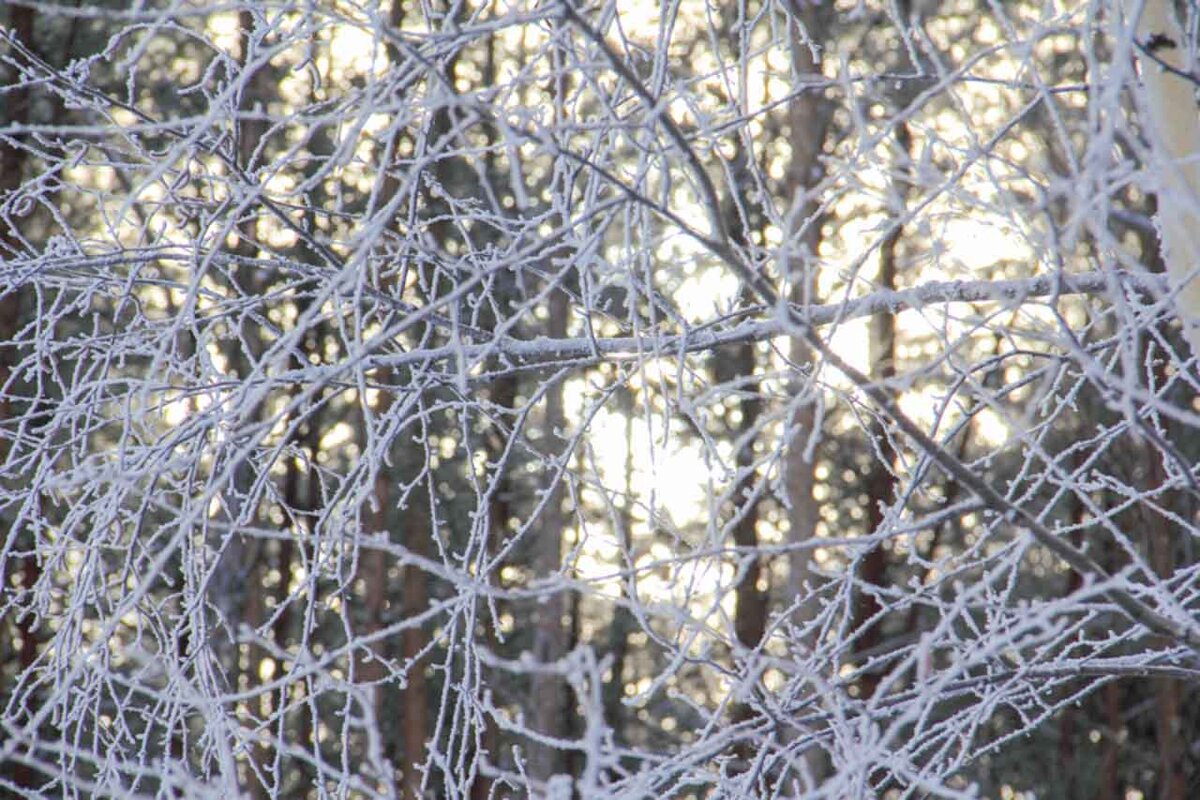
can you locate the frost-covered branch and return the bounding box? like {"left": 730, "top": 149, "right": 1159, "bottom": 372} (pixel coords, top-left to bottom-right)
{"left": 2, "top": 1, "right": 1197, "bottom": 798}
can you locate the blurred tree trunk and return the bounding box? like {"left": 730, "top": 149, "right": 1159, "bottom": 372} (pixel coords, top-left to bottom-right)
{"left": 732, "top": 352, "right": 767, "bottom": 652}
{"left": 1134, "top": 194, "right": 1189, "bottom": 800}
{"left": 468, "top": 27, "right": 520, "bottom": 797}
{"left": 353, "top": 372, "right": 399, "bottom": 788}
{"left": 398, "top": 434, "right": 433, "bottom": 798}
{"left": 0, "top": 0, "right": 35, "bottom": 655}
{"left": 473, "top": 358, "right": 516, "bottom": 800}
{"left": 230, "top": 12, "right": 280, "bottom": 797}
{"left": 526, "top": 20, "right": 576, "bottom": 786}
{"left": 1101, "top": 681, "right": 1122, "bottom": 800}
{"left": 528, "top": 281, "right": 571, "bottom": 782}
{"left": 1057, "top": 454, "right": 1089, "bottom": 800}
{"left": 852, "top": 119, "right": 913, "bottom": 700}
{"left": 1144, "top": 365, "right": 1186, "bottom": 800}
{"left": 782, "top": 4, "right": 833, "bottom": 620}
{"left": 728, "top": 316, "right": 767, "bottom": 771}
{"left": 271, "top": 406, "right": 318, "bottom": 789}
{"left": 1124, "top": 0, "right": 1200, "bottom": 357}
{"left": 352, "top": 4, "right": 446, "bottom": 795}
{"left": 601, "top": 380, "right": 637, "bottom": 761}
{"left": 0, "top": 5, "right": 37, "bottom": 791}
{"left": 720, "top": 138, "right": 768, "bottom": 732}
{"left": 295, "top": 418, "right": 324, "bottom": 777}
{"left": 205, "top": 3, "right": 273, "bottom": 678}
{"left": 778, "top": 4, "right": 835, "bottom": 784}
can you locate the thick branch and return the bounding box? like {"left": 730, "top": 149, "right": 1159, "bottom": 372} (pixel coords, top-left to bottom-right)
{"left": 366, "top": 270, "right": 1168, "bottom": 374}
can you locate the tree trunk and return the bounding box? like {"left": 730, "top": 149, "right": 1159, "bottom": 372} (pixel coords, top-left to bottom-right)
{"left": 527, "top": 22, "right": 576, "bottom": 786}
{"left": 0, "top": 0, "right": 36, "bottom": 654}
{"left": 399, "top": 438, "right": 433, "bottom": 799}
{"left": 1144, "top": 409, "right": 1186, "bottom": 800}
{"left": 602, "top": 381, "right": 636, "bottom": 761}
{"left": 717, "top": 136, "right": 770, "bottom": 754}
{"left": 1135, "top": 185, "right": 1189, "bottom": 800}
{"left": 1101, "top": 681, "right": 1122, "bottom": 800}
{"left": 782, "top": 4, "right": 833, "bottom": 623}
{"left": 528, "top": 282, "right": 571, "bottom": 782}
{"left": 472, "top": 362, "right": 517, "bottom": 800}
{"left": 778, "top": 6, "right": 835, "bottom": 785}
{"left": 0, "top": 7, "right": 39, "bottom": 790}
{"left": 1124, "top": 0, "right": 1200, "bottom": 357}
{"left": 852, "top": 120, "right": 913, "bottom": 700}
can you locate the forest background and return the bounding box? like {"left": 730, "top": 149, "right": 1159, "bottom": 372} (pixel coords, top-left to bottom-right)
{"left": 1, "top": 0, "right": 1199, "bottom": 797}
